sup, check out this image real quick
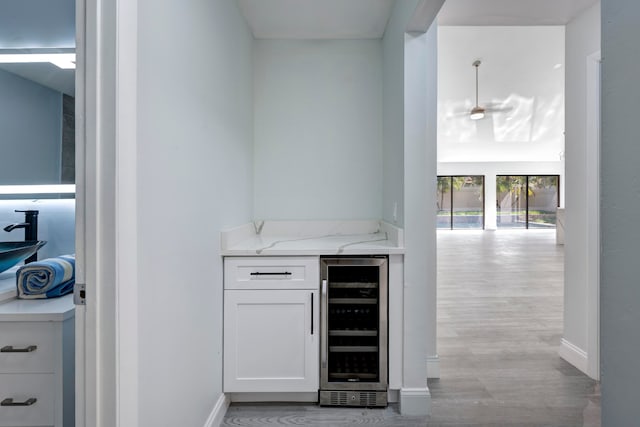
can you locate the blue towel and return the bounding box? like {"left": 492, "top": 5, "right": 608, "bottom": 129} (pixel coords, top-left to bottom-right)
{"left": 16, "top": 254, "right": 76, "bottom": 299}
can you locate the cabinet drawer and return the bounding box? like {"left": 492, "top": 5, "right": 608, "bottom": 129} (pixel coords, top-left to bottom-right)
{"left": 224, "top": 257, "right": 319, "bottom": 290}
{"left": 0, "top": 373, "right": 54, "bottom": 426}
{"left": 0, "top": 323, "right": 55, "bottom": 374}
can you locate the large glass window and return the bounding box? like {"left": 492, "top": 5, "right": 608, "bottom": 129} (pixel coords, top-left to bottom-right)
{"left": 497, "top": 175, "right": 560, "bottom": 229}
{"left": 437, "top": 176, "right": 484, "bottom": 229}
{"left": 437, "top": 176, "right": 452, "bottom": 229}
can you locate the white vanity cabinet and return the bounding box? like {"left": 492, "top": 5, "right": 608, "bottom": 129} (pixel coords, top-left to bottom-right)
{"left": 0, "top": 295, "right": 74, "bottom": 427}
{"left": 223, "top": 257, "right": 319, "bottom": 393}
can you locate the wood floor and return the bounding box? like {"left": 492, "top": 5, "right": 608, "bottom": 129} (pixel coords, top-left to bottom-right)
{"left": 221, "top": 230, "right": 600, "bottom": 427}
{"left": 432, "top": 229, "right": 599, "bottom": 427}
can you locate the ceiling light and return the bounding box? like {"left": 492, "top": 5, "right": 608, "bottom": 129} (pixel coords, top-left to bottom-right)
{"left": 470, "top": 106, "right": 485, "bottom": 120}
{"left": 0, "top": 53, "right": 75, "bottom": 69}
{"left": 470, "top": 60, "right": 485, "bottom": 120}
{"left": 467, "top": 60, "right": 511, "bottom": 120}
{"left": 0, "top": 184, "right": 76, "bottom": 195}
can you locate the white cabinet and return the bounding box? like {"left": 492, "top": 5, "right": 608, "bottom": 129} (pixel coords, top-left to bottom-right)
{"left": 0, "top": 295, "right": 74, "bottom": 427}
{"left": 223, "top": 257, "right": 319, "bottom": 393}
{"left": 224, "top": 289, "right": 318, "bottom": 392}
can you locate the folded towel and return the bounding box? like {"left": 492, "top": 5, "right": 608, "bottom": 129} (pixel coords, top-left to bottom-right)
{"left": 16, "top": 254, "right": 75, "bottom": 299}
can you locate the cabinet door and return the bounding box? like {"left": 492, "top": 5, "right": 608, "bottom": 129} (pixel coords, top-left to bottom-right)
{"left": 224, "top": 290, "right": 319, "bottom": 393}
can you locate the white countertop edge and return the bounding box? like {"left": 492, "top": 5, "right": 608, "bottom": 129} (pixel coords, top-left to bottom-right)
{"left": 220, "top": 220, "right": 404, "bottom": 255}
{"left": 222, "top": 247, "right": 405, "bottom": 256}
{"left": 0, "top": 294, "right": 75, "bottom": 321}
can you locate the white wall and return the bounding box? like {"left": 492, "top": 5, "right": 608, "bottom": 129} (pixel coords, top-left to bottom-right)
{"left": 601, "top": 0, "right": 640, "bottom": 423}
{"left": 382, "top": 1, "right": 420, "bottom": 228}
{"left": 563, "top": 1, "right": 600, "bottom": 376}
{"left": 0, "top": 70, "right": 63, "bottom": 185}
{"left": 402, "top": 20, "right": 439, "bottom": 414}
{"left": 136, "top": 0, "right": 254, "bottom": 425}
{"left": 253, "top": 40, "right": 383, "bottom": 220}
{"left": 437, "top": 26, "right": 565, "bottom": 228}
{"left": 381, "top": 0, "right": 446, "bottom": 414}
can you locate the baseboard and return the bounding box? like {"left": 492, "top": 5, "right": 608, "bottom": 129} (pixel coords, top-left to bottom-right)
{"left": 229, "top": 392, "right": 318, "bottom": 402}
{"left": 204, "top": 393, "right": 230, "bottom": 427}
{"left": 399, "top": 387, "right": 431, "bottom": 416}
{"left": 559, "top": 338, "right": 588, "bottom": 375}
{"left": 427, "top": 355, "right": 440, "bottom": 379}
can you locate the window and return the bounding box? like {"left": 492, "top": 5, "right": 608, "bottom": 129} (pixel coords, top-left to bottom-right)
{"left": 496, "top": 175, "right": 560, "bottom": 229}
{"left": 437, "top": 176, "right": 485, "bottom": 229}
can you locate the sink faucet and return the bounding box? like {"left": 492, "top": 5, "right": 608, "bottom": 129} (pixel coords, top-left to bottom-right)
{"left": 3, "top": 210, "right": 39, "bottom": 263}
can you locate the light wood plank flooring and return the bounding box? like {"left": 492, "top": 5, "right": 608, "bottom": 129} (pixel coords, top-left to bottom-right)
{"left": 221, "top": 230, "right": 600, "bottom": 426}
{"left": 431, "top": 229, "right": 599, "bottom": 427}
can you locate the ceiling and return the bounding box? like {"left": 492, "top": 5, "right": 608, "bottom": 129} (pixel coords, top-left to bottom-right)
{"left": 238, "top": 0, "right": 395, "bottom": 39}
{"left": 238, "top": 0, "right": 600, "bottom": 39}
{"left": 437, "top": 0, "right": 600, "bottom": 26}
{"left": 0, "top": 0, "right": 75, "bottom": 96}
{"left": 0, "top": 0, "right": 599, "bottom": 95}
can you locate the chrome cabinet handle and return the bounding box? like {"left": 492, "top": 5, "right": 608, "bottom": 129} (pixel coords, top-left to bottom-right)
{"left": 1, "top": 345, "right": 37, "bottom": 353}
{"left": 1, "top": 398, "right": 37, "bottom": 406}
{"left": 250, "top": 272, "right": 291, "bottom": 276}
{"left": 310, "top": 293, "right": 314, "bottom": 335}
{"left": 322, "top": 279, "right": 327, "bottom": 297}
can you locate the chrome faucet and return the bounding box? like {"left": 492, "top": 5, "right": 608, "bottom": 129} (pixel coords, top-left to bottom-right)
{"left": 3, "top": 210, "right": 39, "bottom": 263}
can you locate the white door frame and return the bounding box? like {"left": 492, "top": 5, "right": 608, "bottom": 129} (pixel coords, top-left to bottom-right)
{"left": 74, "top": 0, "right": 92, "bottom": 424}
{"left": 76, "top": 0, "right": 139, "bottom": 425}
{"left": 586, "top": 50, "right": 601, "bottom": 380}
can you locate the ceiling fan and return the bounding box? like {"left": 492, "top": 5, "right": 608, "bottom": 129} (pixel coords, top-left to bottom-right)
{"left": 466, "top": 60, "right": 512, "bottom": 120}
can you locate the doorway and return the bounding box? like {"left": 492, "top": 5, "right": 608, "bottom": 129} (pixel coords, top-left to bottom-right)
{"left": 433, "top": 1, "right": 601, "bottom": 422}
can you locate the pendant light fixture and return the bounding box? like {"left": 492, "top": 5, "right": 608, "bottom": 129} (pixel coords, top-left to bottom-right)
{"left": 470, "top": 60, "right": 485, "bottom": 120}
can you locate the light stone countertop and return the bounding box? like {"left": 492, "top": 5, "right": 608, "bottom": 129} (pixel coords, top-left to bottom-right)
{"left": 221, "top": 220, "right": 404, "bottom": 256}
{"left": 0, "top": 294, "right": 75, "bottom": 321}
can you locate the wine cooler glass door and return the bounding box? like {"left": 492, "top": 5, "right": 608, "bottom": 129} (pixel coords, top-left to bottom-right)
{"left": 320, "top": 257, "right": 388, "bottom": 393}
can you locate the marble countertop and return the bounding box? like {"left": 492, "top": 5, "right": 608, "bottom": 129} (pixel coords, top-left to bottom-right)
{"left": 221, "top": 220, "right": 404, "bottom": 256}
{"left": 0, "top": 266, "right": 18, "bottom": 302}
{"left": 0, "top": 294, "right": 75, "bottom": 321}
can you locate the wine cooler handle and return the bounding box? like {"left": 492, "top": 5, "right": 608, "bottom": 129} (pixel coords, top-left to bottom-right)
{"left": 321, "top": 280, "right": 327, "bottom": 368}
{"left": 310, "top": 293, "right": 314, "bottom": 335}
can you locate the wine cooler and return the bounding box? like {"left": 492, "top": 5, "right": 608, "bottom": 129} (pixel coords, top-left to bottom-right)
{"left": 319, "top": 256, "right": 388, "bottom": 407}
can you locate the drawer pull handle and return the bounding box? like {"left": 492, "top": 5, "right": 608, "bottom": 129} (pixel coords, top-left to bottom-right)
{"left": 1, "top": 398, "right": 37, "bottom": 407}
{"left": 250, "top": 272, "right": 292, "bottom": 276}
{"left": 1, "top": 345, "right": 37, "bottom": 353}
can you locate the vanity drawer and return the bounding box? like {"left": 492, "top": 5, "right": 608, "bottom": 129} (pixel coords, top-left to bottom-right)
{"left": 0, "top": 323, "right": 55, "bottom": 374}
{"left": 224, "top": 256, "right": 319, "bottom": 290}
{"left": 0, "top": 373, "right": 54, "bottom": 426}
